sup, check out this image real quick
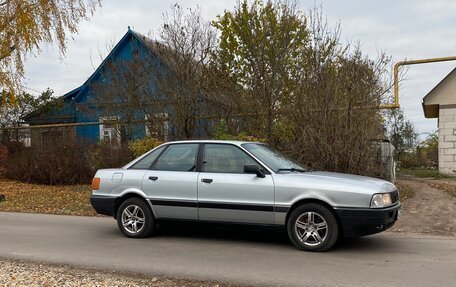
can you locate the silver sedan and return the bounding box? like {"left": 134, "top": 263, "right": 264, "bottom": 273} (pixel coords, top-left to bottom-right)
{"left": 90, "top": 140, "right": 401, "bottom": 251}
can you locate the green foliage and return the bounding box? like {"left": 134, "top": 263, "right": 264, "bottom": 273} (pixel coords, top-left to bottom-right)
{"left": 396, "top": 132, "right": 438, "bottom": 169}
{"left": 212, "top": 119, "right": 231, "bottom": 140}
{"left": 387, "top": 108, "right": 418, "bottom": 160}
{"left": 128, "top": 137, "right": 163, "bottom": 157}
{"left": 421, "top": 132, "right": 438, "bottom": 150}
{"left": 398, "top": 168, "right": 448, "bottom": 179}
{"left": 0, "top": 88, "right": 56, "bottom": 127}
{"left": 212, "top": 120, "right": 265, "bottom": 142}
{"left": 213, "top": 0, "right": 309, "bottom": 139}
{"left": 213, "top": 2, "right": 393, "bottom": 178}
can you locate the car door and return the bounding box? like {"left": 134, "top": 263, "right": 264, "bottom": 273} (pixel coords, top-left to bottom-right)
{"left": 142, "top": 143, "right": 199, "bottom": 220}
{"left": 197, "top": 143, "right": 275, "bottom": 224}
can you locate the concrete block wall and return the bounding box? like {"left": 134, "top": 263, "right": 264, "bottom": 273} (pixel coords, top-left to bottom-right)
{"left": 438, "top": 106, "right": 456, "bottom": 175}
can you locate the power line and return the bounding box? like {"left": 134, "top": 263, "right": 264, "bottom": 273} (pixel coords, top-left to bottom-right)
{"left": 20, "top": 85, "right": 42, "bottom": 93}
{"left": 25, "top": 77, "right": 86, "bottom": 83}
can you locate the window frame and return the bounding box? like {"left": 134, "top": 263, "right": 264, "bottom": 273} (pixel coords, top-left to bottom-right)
{"left": 198, "top": 143, "right": 271, "bottom": 175}
{"left": 128, "top": 145, "right": 167, "bottom": 170}
{"left": 99, "top": 116, "right": 120, "bottom": 143}
{"left": 151, "top": 143, "right": 199, "bottom": 172}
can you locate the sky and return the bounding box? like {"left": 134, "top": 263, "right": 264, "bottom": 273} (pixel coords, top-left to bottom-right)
{"left": 23, "top": 0, "right": 456, "bottom": 138}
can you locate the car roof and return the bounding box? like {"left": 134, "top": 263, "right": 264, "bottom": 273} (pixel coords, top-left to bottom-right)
{"left": 162, "top": 140, "right": 261, "bottom": 146}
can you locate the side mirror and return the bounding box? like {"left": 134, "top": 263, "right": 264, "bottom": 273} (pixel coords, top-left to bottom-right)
{"left": 244, "top": 164, "right": 266, "bottom": 178}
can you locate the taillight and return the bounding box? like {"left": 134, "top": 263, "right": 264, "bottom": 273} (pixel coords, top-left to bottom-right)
{"left": 92, "top": 177, "right": 101, "bottom": 190}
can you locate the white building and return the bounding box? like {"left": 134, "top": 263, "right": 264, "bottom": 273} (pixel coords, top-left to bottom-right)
{"left": 422, "top": 68, "right": 456, "bottom": 175}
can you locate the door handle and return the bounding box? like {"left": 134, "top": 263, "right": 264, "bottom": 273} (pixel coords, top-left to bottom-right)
{"left": 148, "top": 176, "right": 158, "bottom": 181}
{"left": 201, "top": 178, "right": 213, "bottom": 184}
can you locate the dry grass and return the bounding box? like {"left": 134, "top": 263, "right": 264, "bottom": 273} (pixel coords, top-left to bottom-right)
{"left": 398, "top": 168, "right": 453, "bottom": 179}
{"left": 395, "top": 181, "right": 415, "bottom": 202}
{"left": 426, "top": 182, "right": 456, "bottom": 198}
{"left": 0, "top": 178, "right": 96, "bottom": 216}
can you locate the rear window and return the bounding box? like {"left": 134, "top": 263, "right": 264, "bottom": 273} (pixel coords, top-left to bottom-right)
{"left": 129, "top": 145, "right": 166, "bottom": 170}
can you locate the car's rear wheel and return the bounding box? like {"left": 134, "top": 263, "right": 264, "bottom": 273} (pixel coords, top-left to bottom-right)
{"left": 117, "top": 198, "right": 155, "bottom": 238}
{"left": 287, "top": 203, "right": 339, "bottom": 251}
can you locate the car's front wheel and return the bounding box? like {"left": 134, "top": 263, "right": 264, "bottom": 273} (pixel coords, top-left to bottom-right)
{"left": 287, "top": 203, "right": 339, "bottom": 251}
{"left": 117, "top": 198, "right": 155, "bottom": 238}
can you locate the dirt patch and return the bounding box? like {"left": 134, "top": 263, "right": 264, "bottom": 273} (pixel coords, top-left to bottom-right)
{"left": 425, "top": 179, "right": 456, "bottom": 198}
{"left": 391, "top": 179, "right": 456, "bottom": 237}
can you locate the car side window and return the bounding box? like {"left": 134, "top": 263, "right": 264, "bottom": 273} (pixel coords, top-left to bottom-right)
{"left": 202, "top": 144, "right": 257, "bottom": 173}
{"left": 129, "top": 145, "right": 166, "bottom": 170}
{"left": 154, "top": 144, "right": 198, "bottom": 172}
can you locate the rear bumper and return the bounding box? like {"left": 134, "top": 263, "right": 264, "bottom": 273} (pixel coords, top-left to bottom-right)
{"left": 335, "top": 203, "right": 402, "bottom": 238}
{"left": 90, "top": 195, "right": 117, "bottom": 217}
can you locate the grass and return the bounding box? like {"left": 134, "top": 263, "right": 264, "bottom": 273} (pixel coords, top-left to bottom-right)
{"left": 398, "top": 168, "right": 453, "bottom": 179}
{"left": 0, "top": 178, "right": 96, "bottom": 216}
{"left": 395, "top": 181, "right": 415, "bottom": 202}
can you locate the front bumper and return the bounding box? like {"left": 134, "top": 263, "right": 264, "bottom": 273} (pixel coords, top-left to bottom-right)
{"left": 90, "top": 195, "right": 117, "bottom": 217}
{"left": 335, "top": 203, "right": 402, "bottom": 238}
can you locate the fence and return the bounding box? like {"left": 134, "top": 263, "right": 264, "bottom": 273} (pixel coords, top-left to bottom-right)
{"left": 0, "top": 122, "right": 134, "bottom": 185}
{"left": 0, "top": 122, "right": 398, "bottom": 184}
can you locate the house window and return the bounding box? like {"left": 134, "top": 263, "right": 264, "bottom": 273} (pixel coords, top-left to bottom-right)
{"left": 145, "top": 113, "right": 169, "bottom": 141}
{"left": 99, "top": 117, "right": 120, "bottom": 143}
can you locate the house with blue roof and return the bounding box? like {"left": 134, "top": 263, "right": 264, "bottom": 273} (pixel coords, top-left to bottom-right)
{"left": 24, "top": 27, "right": 227, "bottom": 145}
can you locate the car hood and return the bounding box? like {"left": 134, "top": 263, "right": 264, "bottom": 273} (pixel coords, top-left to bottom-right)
{"left": 277, "top": 170, "right": 394, "bottom": 194}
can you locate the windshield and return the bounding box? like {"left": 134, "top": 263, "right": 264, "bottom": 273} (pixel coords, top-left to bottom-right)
{"left": 241, "top": 143, "right": 309, "bottom": 173}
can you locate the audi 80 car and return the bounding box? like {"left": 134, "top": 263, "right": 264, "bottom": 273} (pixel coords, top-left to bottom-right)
{"left": 90, "top": 140, "right": 401, "bottom": 251}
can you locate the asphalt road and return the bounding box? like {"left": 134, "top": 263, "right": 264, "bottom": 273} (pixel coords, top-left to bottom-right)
{"left": 1, "top": 212, "right": 455, "bottom": 287}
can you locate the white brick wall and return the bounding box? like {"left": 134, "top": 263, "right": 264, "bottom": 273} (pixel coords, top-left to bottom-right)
{"left": 439, "top": 115, "right": 454, "bottom": 123}
{"left": 439, "top": 107, "right": 456, "bottom": 175}
{"left": 445, "top": 135, "right": 456, "bottom": 142}
{"left": 440, "top": 107, "right": 456, "bottom": 116}
{"left": 443, "top": 122, "right": 456, "bottom": 129}
{"left": 439, "top": 142, "right": 454, "bottom": 149}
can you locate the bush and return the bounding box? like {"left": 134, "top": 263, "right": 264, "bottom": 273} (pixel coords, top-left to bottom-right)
{"left": 6, "top": 138, "right": 137, "bottom": 185}
{"left": 90, "top": 140, "right": 134, "bottom": 170}
{"left": 212, "top": 120, "right": 265, "bottom": 142}
{"left": 0, "top": 145, "right": 9, "bottom": 178}
{"left": 6, "top": 139, "right": 93, "bottom": 185}
{"left": 128, "top": 137, "right": 162, "bottom": 157}
{"left": 5, "top": 134, "right": 166, "bottom": 185}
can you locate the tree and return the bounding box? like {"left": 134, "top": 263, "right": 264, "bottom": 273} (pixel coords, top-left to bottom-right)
{"left": 153, "top": 4, "right": 219, "bottom": 139}
{"left": 387, "top": 108, "right": 418, "bottom": 160}
{"left": 282, "top": 6, "right": 393, "bottom": 175}
{"left": 214, "top": 2, "right": 393, "bottom": 176}
{"left": 0, "top": 0, "right": 101, "bottom": 102}
{"left": 213, "top": 0, "right": 309, "bottom": 141}
{"left": 0, "top": 88, "right": 56, "bottom": 143}
{"left": 0, "top": 88, "right": 55, "bottom": 127}
{"left": 88, "top": 5, "right": 224, "bottom": 141}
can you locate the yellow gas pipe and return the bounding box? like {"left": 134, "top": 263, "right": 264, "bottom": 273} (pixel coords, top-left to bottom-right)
{"left": 382, "top": 56, "right": 456, "bottom": 109}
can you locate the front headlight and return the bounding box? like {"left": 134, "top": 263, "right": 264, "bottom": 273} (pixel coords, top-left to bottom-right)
{"left": 370, "top": 193, "right": 393, "bottom": 208}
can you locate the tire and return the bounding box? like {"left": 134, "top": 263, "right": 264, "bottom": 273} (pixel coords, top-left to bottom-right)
{"left": 287, "top": 203, "right": 339, "bottom": 252}
{"left": 116, "top": 198, "right": 155, "bottom": 238}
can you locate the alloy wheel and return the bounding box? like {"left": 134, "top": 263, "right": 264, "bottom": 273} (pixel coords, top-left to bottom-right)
{"left": 294, "top": 211, "right": 328, "bottom": 246}
{"left": 121, "top": 205, "right": 146, "bottom": 234}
